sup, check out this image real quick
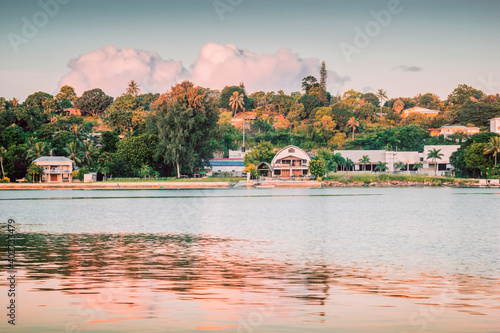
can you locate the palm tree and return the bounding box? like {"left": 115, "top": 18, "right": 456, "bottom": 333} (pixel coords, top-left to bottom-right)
{"left": 394, "top": 161, "right": 406, "bottom": 172}
{"left": 484, "top": 136, "right": 500, "bottom": 167}
{"left": 347, "top": 117, "right": 360, "bottom": 140}
{"left": 0, "top": 146, "right": 7, "bottom": 179}
{"left": 427, "top": 148, "right": 444, "bottom": 176}
{"left": 376, "top": 89, "right": 388, "bottom": 116}
{"left": 65, "top": 142, "right": 82, "bottom": 166}
{"left": 26, "top": 141, "right": 47, "bottom": 162}
{"left": 11, "top": 98, "right": 19, "bottom": 107}
{"left": 126, "top": 80, "right": 141, "bottom": 96}
{"left": 359, "top": 155, "right": 371, "bottom": 172}
{"left": 345, "top": 158, "right": 354, "bottom": 173}
{"left": 82, "top": 140, "right": 98, "bottom": 166}
{"left": 413, "top": 162, "right": 423, "bottom": 175}
{"left": 27, "top": 163, "right": 43, "bottom": 183}
{"left": 229, "top": 91, "right": 244, "bottom": 117}
{"left": 374, "top": 161, "right": 388, "bottom": 172}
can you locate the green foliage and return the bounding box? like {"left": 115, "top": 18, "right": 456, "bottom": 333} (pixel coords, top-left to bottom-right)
{"left": 75, "top": 88, "right": 113, "bottom": 117}
{"left": 361, "top": 93, "right": 380, "bottom": 108}
{"left": 450, "top": 132, "right": 500, "bottom": 178}
{"left": 116, "top": 134, "right": 158, "bottom": 174}
{"left": 106, "top": 94, "right": 145, "bottom": 135}
{"left": 100, "top": 131, "right": 120, "bottom": 153}
{"left": 316, "top": 148, "right": 337, "bottom": 171}
{"left": 308, "top": 156, "right": 327, "bottom": 178}
{"left": 154, "top": 81, "right": 219, "bottom": 177}
{"left": 298, "top": 94, "right": 321, "bottom": 117}
{"left": 301, "top": 75, "right": 319, "bottom": 94}
{"left": 447, "top": 84, "right": 484, "bottom": 105}
{"left": 23, "top": 91, "right": 53, "bottom": 109}
{"left": 219, "top": 86, "right": 249, "bottom": 110}
{"left": 374, "top": 161, "right": 388, "bottom": 172}
{"left": 244, "top": 141, "right": 275, "bottom": 166}
{"left": 456, "top": 100, "right": 500, "bottom": 127}
{"left": 348, "top": 125, "right": 429, "bottom": 151}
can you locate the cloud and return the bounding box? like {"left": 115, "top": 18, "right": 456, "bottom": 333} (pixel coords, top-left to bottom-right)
{"left": 393, "top": 65, "right": 422, "bottom": 72}
{"left": 59, "top": 44, "right": 350, "bottom": 96}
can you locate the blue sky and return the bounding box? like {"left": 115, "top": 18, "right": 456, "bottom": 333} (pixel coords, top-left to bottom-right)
{"left": 1, "top": 0, "right": 499, "bottom": 101}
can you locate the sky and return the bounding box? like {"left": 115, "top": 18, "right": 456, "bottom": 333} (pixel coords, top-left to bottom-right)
{"left": 0, "top": 0, "right": 499, "bottom": 102}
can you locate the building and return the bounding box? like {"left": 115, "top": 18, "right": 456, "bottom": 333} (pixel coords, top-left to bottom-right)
{"left": 490, "top": 117, "right": 500, "bottom": 134}
{"left": 34, "top": 156, "right": 73, "bottom": 182}
{"left": 402, "top": 106, "right": 440, "bottom": 118}
{"left": 435, "top": 125, "right": 480, "bottom": 137}
{"left": 62, "top": 108, "right": 83, "bottom": 116}
{"left": 269, "top": 145, "right": 311, "bottom": 177}
{"left": 333, "top": 145, "right": 460, "bottom": 176}
{"left": 208, "top": 158, "right": 245, "bottom": 176}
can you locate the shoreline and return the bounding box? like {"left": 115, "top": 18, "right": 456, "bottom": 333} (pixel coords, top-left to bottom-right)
{"left": 0, "top": 179, "right": 492, "bottom": 190}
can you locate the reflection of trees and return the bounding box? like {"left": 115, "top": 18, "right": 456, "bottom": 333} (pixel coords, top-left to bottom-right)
{"left": 2, "top": 232, "right": 498, "bottom": 314}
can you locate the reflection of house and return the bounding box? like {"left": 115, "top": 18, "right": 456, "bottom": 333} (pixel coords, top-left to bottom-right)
{"left": 439, "top": 125, "right": 480, "bottom": 137}
{"left": 402, "top": 106, "right": 440, "bottom": 118}
{"left": 34, "top": 156, "right": 73, "bottom": 182}
{"left": 490, "top": 117, "right": 500, "bottom": 134}
{"left": 270, "top": 145, "right": 311, "bottom": 177}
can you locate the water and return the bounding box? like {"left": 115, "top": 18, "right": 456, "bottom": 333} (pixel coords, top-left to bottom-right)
{"left": 1, "top": 187, "right": 499, "bottom": 332}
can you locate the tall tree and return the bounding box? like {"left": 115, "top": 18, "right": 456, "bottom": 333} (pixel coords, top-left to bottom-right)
{"left": 82, "top": 140, "right": 98, "bottom": 167}
{"left": 376, "top": 89, "right": 388, "bottom": 115}
{"left": 374, "top": 161, "right": 388, "bottom": 172}
{"left": 229, "top": 91, "right": 244, "bottom": 117}
{"left": 347, "top": 117, "right": 359, "bottom": 140}
{"left": 427, "top": 148, "right": 444, "bottom": 176}
{"left": 55, "top": 85, "right": 77, "bottom": 105}
{"left": 359, "top": 155, "right": 371, "bottom": 172}
{"left": 65, "top": 142, "right": 82, "bottom": 166}
{"left": 154, "top": 81, "right": 219, "bottom": 178}
{"left": 484, "top": 136, "right": 500, "bottom": 167}
{"left": 126, "top": 80, "right": 141, "bottom": 96}
{"left": 301, "top": 76, "right": 319, "bottom": 94}
{"left": 75, "top": 88, "right": 113, "bottom": 117}
{"left": 0, "top": 146, "right": 7, "bottom": 179}
{"left": 319, "top": 61, "right": 327, "bottom": 106}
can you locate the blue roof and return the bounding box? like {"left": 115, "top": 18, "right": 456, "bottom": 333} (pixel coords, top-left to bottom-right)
{"left": 209, "top": 159, "right": 245, "bottom": 166}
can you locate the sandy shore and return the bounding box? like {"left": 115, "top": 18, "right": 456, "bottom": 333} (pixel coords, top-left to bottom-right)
{"left": 0, "top": 182, "right": 233, "bottom": 190}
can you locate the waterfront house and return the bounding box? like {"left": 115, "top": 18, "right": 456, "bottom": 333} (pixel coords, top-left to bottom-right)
{"left": 208, "top": 158, "right": 245, "bottom": 177}
{"left": 270, "top": 145, "right": 311, "bottom": 177}
{"left": 437, "top": 125, "right": 480, "bottom": 137}
{"left": 402, "top": 106, "right": 440, "bottom": 118}
{"left": 34, "top": 156, "right": 73, "bottom": 182}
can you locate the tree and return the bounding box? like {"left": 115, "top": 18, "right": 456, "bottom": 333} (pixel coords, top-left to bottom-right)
{"left": 374, "top": 161, "right": 388, "bottom": 172}
{"left": 427, "top": 148, "right": 444, "bottom": 176}
{"left": 317, "top": 148, "right": 337, "bottom": 172}
{"left": 0, "top": 146, "right": 7, "bottom": 179}
{"left": 75, "top": 88, "right": 113, "bottom": 117}
{"left": 106, "top": 94, "right": 145, "bottom": 135}
{"left": 116, "top": 134, "right": 158, "bottom": 175}
{"left": 361, "top": 93, "right": 380, "bottom": 108}
{"left": 394, "top": 161, "right": 406, "bottom": 171}
{"left": 393, "top": 99, "right": 405, "bottom": 113}
{"left": 139, "top": 164, "right": 153, "bottom": 179}
{"left": 298, "top": 94, "right": 321, "bottom": 118}
{"left": 358, "top": 155, "right": 371, "bottom": 172}
{"left": 319, "top": 61, "right": 327, "bottom": 106}
{"left": 27, "top": 163, "right": 43, "bottom": 183}
{"left": 413, "top": 162, "right": 423, "bottom": 174}
{"left": 24, "top": 92, "right": 53, "bottom": 109}
{"left": 154, "top": 81, "right": 219, "bottom": 178}
{"left": 126, "top": 80, "right": 141, "bottom": 96}
{"left": 308, "top": 157, "right": 327, "bottom": 179}
{"left": 65, "top": 142, "right": 82, "bottom": 166}
{"left": 465, "top": 143, "right": 490, "bottom": 177}
{"left": 55, "top": 85, "right": 77, "bottom": 105}
{"left": 447, "top": 84, "right": 484, "bottom": 105}
{"left": 301, "top": 75, "right": 319, "bottom": 94}
{"left": 219, "top": 86, "right": 249, "bottom": 110}
{"left": 26, "top": 141, "right": 47, "bottom": 162}
{"left": 376, "top": 89, "right": 388, "bottom": 115}
{"left": 244, "top": 142, "right": 275, "bottom": 166}
{"left": 229, "top": 91, "right": 244, "bottom": 117}
{"left": 347, "top": 117, "right": 359, "bottom": 140}
{"left": 484, "top": 136, "right": 500, "bottom": 167}
{"left": 82, "top": 140, "right": 98, "bottom": 167}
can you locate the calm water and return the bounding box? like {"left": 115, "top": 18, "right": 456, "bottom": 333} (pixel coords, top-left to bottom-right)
{"left": 1, "top": 187, "right": 499, "bottom": 332}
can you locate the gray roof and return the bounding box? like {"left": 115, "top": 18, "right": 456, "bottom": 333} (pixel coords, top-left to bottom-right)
{"left": 34, "top": 156, "right": 73, "bottom": 162}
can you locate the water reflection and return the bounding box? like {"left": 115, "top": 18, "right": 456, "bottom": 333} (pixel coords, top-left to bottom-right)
{"left": 1, "top": 232, "right": 499, "bottom": 332}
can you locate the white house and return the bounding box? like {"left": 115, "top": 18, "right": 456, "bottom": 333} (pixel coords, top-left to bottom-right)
{"left": 269, "top": 145, "right": 311, "bottom": 178}
{"left": 402, "top": 106, "right": 440, "bottom": 118}
{"left": 34, "top": 156, "right": 73, "bottom": 182}
{"left": 490, "top": 117, "right": 500, "bottom": 134}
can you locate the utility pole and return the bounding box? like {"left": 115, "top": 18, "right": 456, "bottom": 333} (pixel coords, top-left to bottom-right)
{"left": 242, "top": 117, "right": 246, "bottom": 152}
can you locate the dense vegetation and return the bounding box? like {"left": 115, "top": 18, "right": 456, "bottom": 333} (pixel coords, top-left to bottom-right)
{"left": 1, "top": 68, "right": 500, "bottom": 182}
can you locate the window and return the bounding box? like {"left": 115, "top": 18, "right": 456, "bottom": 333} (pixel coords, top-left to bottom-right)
{"left": 274, "top": 170, "right": 281, "bottom": 175}
{"left": 420, "top": 157, "right": 424, "bottom": 162}
{"left": 288, "top": 148, "right": 295, "bottom": 153}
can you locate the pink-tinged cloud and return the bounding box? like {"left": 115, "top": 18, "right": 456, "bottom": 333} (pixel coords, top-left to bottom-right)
{"left": 59, "top": 43, "right": 349, "bottom": 96}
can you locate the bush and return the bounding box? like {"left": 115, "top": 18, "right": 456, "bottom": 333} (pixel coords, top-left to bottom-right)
{"left": 0, "top": 177, "right": 10, "bottom": 183}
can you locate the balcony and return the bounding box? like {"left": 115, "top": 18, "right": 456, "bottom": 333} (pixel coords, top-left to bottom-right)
{"left": 44, "top": 169, "right": 71, "bottom": 174}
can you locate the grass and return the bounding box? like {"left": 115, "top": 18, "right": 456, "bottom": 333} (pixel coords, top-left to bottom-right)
{"left": 104, "top": 177, "right": 244, "bottom": 183}
{"left": 324, "top": 172, "right": 476, "bottom": 184}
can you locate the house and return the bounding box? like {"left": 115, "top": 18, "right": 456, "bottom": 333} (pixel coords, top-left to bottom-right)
{"left": 34, "top": 156, "right": 73, "bottom": 182}
{"left": 490, "top": 117, "right": 500, "bottom": 134}
{"left": 62, "top": 108, "right": 83, "bottom": 116}
{"left": 402, "top": 106, "right": 440, "bottom": 118}
{"left": 208, "top": 158, "right": 245, "bottom": 177}
{"left": 269, "top": 145, "right": 311, "bottom": 177}
{"left": 438, "top": 125, "right": 480, "bottom": 137}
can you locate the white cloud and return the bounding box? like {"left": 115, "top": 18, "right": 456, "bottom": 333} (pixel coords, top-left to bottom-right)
{"left": 59, "top": 43, "right": 349, "bottom": 96}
